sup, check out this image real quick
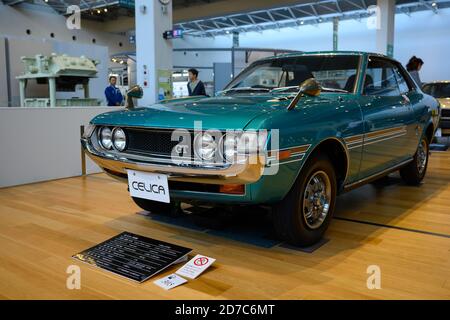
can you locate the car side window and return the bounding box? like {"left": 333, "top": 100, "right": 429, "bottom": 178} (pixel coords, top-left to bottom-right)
{"left": 393, "top": 65, "right": 412, "bottom": 94}
{"left": 394, "top": 69, "right": 408, "bottom": 94}
{"left": 364, "top": 57, "right": 401, "bottom": 96}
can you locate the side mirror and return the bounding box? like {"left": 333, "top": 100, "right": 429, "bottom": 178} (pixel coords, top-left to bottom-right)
{"left": 298, "top": 78, "right": 322, "bottom": 97}
{"left": 126, "top": 85, "right": 143, "bottom": 109}
{"left": 287, "top": 78, "right": 322, "bottom": 110}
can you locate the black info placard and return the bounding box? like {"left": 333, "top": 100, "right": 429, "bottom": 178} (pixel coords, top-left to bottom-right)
{"left": 73, "top": 232, "right": 192, "bottom": 282}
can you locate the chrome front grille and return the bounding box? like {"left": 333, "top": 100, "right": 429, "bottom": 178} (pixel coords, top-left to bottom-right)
{"left": 123, "top": 127, "right": 188, "bottom": 157}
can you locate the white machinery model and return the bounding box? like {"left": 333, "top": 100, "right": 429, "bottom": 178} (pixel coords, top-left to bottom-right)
{"left": 16, "top": 53, "right": 100, "bottom": 107}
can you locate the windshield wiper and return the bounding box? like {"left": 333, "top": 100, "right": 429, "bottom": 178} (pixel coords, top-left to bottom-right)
{"left": 272, "top": 86, "right": 349, "bottom": 94}
{"left": 221, "top": 87, "right": 271, "bottom": 94}
{"left": 321, "top": 87, "right": 349, "bottom": 93}
{"left": 270, "top": 86, "right": 299, "bottom": 93}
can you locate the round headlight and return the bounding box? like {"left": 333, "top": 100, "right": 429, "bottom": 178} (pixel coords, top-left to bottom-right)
{"left": 223, "top": 134, "right": 239, "bottom": 161}
{"left": 194, "top": 132, "right": 217, "bottom": 161}
{"left": 113, "top": 127, "right": 127, "bottom": 151}
{"left": 100, "top": 127, "right": 112, "bottom": 150}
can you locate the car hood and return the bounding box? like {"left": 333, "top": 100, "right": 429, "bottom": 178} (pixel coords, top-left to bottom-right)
{"left": 91, "top": 95, "right": 294, "bottom": 130}
{"left": 438, "top": 98, "right": 450, "bottom": 109}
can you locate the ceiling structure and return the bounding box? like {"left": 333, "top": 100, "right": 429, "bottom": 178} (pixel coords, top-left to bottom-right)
{"left": 1, "top": 0, "right": 134, "bottom": 21}
{"left": 3, "top": 0, "right": 450, "bottom": 35}
{"left": 175, "top": 0, "right": 450, "bottom": 36}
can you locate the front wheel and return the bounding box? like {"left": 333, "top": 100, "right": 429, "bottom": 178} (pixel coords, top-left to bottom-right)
{"left": 400, "top": 136, "right": 429, "bottom": 185}
{"left": 273, "top": 154, "right": 337, "bottom": 247}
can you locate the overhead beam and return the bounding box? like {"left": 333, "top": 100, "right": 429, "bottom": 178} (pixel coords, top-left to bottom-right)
{"left": 174, "top": 0, "right": 319, "bottom": 23}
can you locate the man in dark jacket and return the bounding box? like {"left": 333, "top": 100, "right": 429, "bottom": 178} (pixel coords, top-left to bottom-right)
{"left": 105, "top": 76, "right": 123, "bottom": 106}
{"left": 187, "top": 68, "right": 207, "bottom": 96}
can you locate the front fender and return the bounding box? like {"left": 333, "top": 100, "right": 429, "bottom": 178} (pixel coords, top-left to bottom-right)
{"left": 245, "top": 99, "right": 361, "bottom": 203}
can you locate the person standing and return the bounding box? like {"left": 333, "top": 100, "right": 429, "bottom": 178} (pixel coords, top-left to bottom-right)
{"left": 406, "top": 56, "right": 424, "bottom": 87}
{"left": 187, "top": 68, "right": 207, "bottom": 96}
{"left": 105, "top": 76, "right": 123, "bottom": 106}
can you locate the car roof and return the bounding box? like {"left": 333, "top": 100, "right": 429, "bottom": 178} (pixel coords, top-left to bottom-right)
{"left": 423, "top": 80, "right": 450, "bottom": 85}
{"left": 261, "top": 50, "right": 388, "bottom": 61}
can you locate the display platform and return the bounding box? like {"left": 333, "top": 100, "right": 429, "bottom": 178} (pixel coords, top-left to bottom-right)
{"left": 137, "top": 208, "right": 330, "bottom": 253}
{"left": 0, "top": 151, "right": 449, "bottom": 299}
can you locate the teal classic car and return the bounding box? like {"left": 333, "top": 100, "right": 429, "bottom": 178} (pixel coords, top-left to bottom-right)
{"left": 81, "top": 51, "right": 439, "bottom": 246}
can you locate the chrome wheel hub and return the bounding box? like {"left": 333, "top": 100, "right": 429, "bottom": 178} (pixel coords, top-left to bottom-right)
{"left": 417, "top": 139, "right": 427, "bottom": 175}
{"left": 303, "top": 171, "right": 331, "bottom": 229}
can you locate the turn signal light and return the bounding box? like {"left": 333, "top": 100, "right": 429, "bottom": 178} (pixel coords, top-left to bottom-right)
{"left": 219, "top": 184, "right": 245, "bottom": 195}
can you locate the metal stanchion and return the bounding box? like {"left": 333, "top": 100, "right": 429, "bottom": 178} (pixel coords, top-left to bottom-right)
{"left": 80, "top": 125, "right": 86, "bottom": 176}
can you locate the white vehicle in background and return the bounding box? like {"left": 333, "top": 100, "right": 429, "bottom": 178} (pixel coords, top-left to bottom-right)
{"left": 422, "top": 81, "right": 450, "bottom": 136}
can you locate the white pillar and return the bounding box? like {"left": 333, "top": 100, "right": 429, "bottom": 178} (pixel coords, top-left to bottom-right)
{"left": 19, "top": 79, "right": 26, "bottom": 107}
{"left": 135, "top": 0, "right": 173, "bottom": 106}
{"left": 333, "top": 17, "right": 339, "bottom": 51}
{"left": 48, "top": 77, "right": 56, "bottom": 108}
{"left": 376, "top": 0, "right": 395, "bottom": 57}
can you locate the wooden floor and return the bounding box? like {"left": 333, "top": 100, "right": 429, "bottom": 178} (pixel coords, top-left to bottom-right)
{"left": 0, "top": 150, "right": 450, "bottom": 300}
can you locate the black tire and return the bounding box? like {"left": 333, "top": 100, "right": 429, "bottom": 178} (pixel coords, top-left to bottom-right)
{"left": 273, "top": 154, "right": 337, "bottom": 247}
{"left": 132, "top": 197, "right": 182, "bottom": 217}
{"left": 400, "top": 136, "right": 429, "bottom": 186}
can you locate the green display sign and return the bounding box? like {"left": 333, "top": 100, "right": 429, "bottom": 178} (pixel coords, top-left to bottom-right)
{"left": 158, "top": 69, "right": 173, "bottom": 101}
{"left": 387, "top": 44, "right": 394, "bottom": 58}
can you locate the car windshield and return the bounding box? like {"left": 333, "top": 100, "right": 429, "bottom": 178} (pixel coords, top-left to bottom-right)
{"left": 223, "top": 55, "right": 361, "bottom": 95}
{"left": 422, "top": 83, "right": 450, "bottom": 98}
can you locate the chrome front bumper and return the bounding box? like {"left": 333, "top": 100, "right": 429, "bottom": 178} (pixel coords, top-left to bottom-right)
{"left": 81, "top": 138, "right": 266, "bottom": 185}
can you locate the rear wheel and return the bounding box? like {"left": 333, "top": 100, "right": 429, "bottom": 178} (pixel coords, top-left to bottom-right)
{"left": 132, "top": 197, "right": 181, "bottom": 217}
{"left": 400, "top": 136, "right": 429, "bottom": 185}
{"left": 273, "top": 154, "right": 337, "bottom": 247}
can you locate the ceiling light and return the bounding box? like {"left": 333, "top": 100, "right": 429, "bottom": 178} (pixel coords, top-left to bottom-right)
{"left": 104, "top": 8, "right": 108, "bottom": 12}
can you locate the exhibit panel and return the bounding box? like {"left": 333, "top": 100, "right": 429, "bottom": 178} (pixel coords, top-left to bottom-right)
{"left": 0, "top": 0, "right": 449, "bottom": 310}
{"left": 0, "top": 107, "right": 119, "bottom": 187}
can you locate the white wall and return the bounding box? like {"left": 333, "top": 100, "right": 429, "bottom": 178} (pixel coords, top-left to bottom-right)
{"left": 338, "top": 10, "right": 450, "bottom": 82}
{"left": 174, "top": 36, "right": 231, "bottom": 82}
{"left": 0, "top": 3, "right": 135, "bottom": 106}
{"left": 394, "top": 10, "right": 450, "bottom": 82}
{"left": 239, "top": 22, "right": 333, "bottom": 51}
{"left": 0, "top": 107, "right": 121, "bottom": 188}
{"left": 0, "top": 3, "right": 133, "bottom": 56}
